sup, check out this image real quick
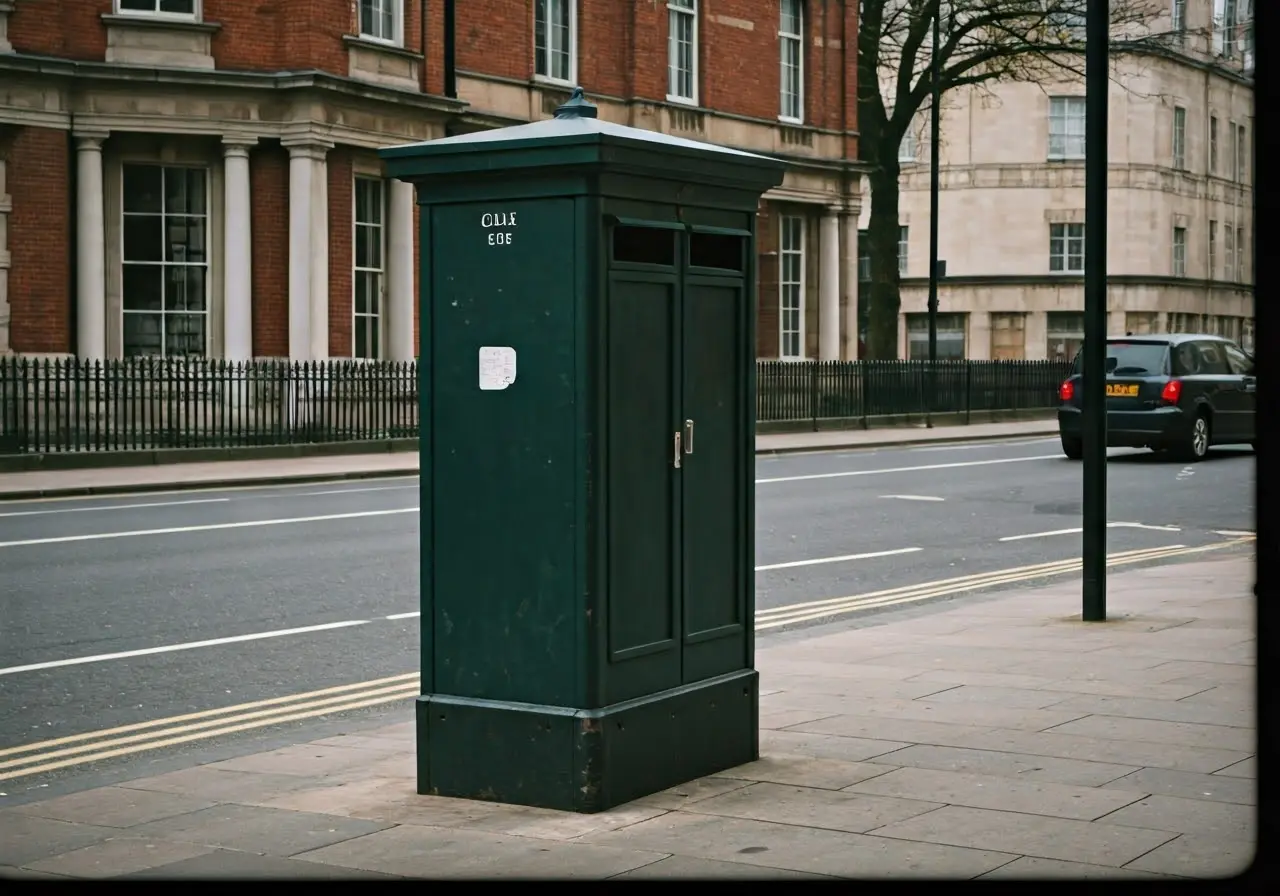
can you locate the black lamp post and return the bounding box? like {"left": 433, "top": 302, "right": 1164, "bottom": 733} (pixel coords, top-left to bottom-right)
{"left": 1082, "top": 0, "right": 1109, "bottom": 620}
{"left": 926, "top": 5, "right": 941, "bottom": 427}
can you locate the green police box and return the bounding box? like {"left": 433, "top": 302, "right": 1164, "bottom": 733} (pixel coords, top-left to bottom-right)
{"left": 380, "top": 89, "right": 785, "bottom": 813}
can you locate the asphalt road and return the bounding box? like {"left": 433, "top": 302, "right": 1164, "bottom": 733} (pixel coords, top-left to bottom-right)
{"left": 0, "top": 436, "right": 1255, "bottom": 801}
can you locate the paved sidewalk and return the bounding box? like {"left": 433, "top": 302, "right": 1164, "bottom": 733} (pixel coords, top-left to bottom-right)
{"left": 0, "top": 556, "right": 1255, "bottom": 880}
{"left": 0, "top": 420, "right": 1056, "bottom": 500}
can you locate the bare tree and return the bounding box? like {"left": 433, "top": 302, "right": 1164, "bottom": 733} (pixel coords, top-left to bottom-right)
{"left": 856, "top": 0, "right": 1167, "bottom": 359}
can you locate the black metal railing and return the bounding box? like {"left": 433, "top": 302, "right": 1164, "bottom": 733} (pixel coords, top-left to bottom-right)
{"left": 0, "top": 358, "right": 418, "bottom": 455}
{"left": 1, "top": 357, "right": 1070, "bottom": 455}
{"left": 756, "top": 359, "right": 1073, "bottom": 426}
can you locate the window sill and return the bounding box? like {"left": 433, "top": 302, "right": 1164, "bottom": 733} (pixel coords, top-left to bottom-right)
{"left": 344, "top": 34, "right": 422, "bottom": 91}
{"left": 1045, "top": 156, "right": 1085, "bottom": 163}
{"left": 100, "top": 13, "right": 220, "bottom": 70}
{"left": 533, "top": 73, "right": 576, "bottom": 88}
{"left": 778, "top": 115, "right": 805, "bottom": 126}
{"left": 666, "top": 94, "right": 699, "bottom": 107}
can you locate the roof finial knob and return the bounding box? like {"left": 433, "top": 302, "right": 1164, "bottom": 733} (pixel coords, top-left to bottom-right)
{"left": 554, "top": 87, "right": 598, "bottom": 120}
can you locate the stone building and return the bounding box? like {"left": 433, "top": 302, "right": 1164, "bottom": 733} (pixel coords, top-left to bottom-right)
{"left": 0, "top": 1, "right": 863, "bottom": 362}
{"left": 865, "top": 0, "right": 1254, "bottom": 360}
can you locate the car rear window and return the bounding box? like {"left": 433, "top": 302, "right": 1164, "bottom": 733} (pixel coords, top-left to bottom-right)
{"left": 1071, "top": 342, "right": 1169, "bottom": 376}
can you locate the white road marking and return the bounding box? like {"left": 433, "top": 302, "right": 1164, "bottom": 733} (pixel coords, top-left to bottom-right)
{"left": 880, "top": 494, "right": 945, "bottom": 502}
{"left": 756, "top": 454, "right": 1061, "bottom": 485}
{"left": 1214, "top": 530, "right": 1255, "bottom": 537}
{"left": 908, "top": 438, "right": 1057, "bottom": 452}
{"left": 0, "top": 507, "right": 420, "bottom": 549}
{"left": 385, "top": 612, "right": 421, "bottom": 620}
{"left": 0, "top": 621, "right": 370, "bottom": 677}
{"left": 0, "top": 475, "right": 421, "bottom": 507}
{"left": 294, "top": 485, "right": 418, "bottom": 497}
{"left": 1000, "top": 522, "right": 1184, "bottom": 541}
{"left": 0, "top": 498, "right": 231, "bottom": 518}
{"left": 755, "top": 546, "right": 922, "bottom": 572}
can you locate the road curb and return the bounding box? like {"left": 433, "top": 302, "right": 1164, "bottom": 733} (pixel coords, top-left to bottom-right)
{"left": 0, "top": 427, "right": 1062, "bottom": 500}
{"left": 754, "top": 426, "right": 1060, "bottom": 455}
{"left": 0, "top": 467, "right": 420, "bottom": 501}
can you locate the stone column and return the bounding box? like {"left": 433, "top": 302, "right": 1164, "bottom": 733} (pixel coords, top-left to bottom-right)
{"left": 386, "top": 178, "right": 415, "bottom": 362}
{"left": 284, "top": 140, "right": 331, "bottom": 362}
{"left": 221, "top": 138, "right": 256, "bottom": 361}
{"left": 841, "top": 211, "right": 860, "bottom": 360}
{"left": 818, "top": 208, "right": 840, "bottom": 362}
{"left": 75, "top": 132, "right": 108, "bottom": 361}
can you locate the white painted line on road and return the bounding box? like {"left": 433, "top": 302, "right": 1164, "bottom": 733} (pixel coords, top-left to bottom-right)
{"left": 1214, "top": 530, "right": 1255, "bottom": 537}
{"left": 756, "top": 454, "right": 1061, "bottom": 485}
{"left": 909, "top": 438, "right": 1058, "bottom": 452}
{"left": 0, "top": 620, "right": 370, "bottom": 677}
{"left": 0, "top": 475, "right": 422, "bottom": 507}
{"left": 0, "top": 498, "right": 231, "bottom": 518}
{"left": 1000, "top": 521, "right": 1185, "bottom": 541}
{"left": 755, "top": 546, "right": 922, "bottom": 572}
{"left": 999, "top": 527, "right": 1082, "bottom": 542}
{"left": 297, "top": 485, "right": 418, "bottom": 497}
{"left": 880, "top": 495, "right": 945, "bottom": 502}
{"left": 0, "top": 507, "right": 420, "bottom": 549}
{"left": 385, "top": 611, "right": 421, "bottom": 620}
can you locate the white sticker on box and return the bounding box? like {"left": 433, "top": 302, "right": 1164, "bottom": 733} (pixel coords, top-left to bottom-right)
{"left": 478, "top": 346, "right": 517, "bottom": 391}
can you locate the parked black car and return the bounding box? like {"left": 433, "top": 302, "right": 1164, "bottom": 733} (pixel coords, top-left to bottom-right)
{"left": 1057, "top": 334, "right": 1256, "bottom": 462}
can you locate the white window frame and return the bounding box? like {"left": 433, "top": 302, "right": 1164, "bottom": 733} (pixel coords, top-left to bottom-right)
{"left": 120, "top": 163, "right": 210, "bottom": 358}
{"left": 1172, "top": 106, "right": 1186, "bottom": 170}
{"left": 1235, "top": 225, "right": 1245, "bottom": 281}
{"left": 778, "top": 214, "right": 805, "bottom": 360}
{"left": 1049, "top": 222, "right": 1085, "bottom": 273}
{"left": 534, "top": 0, "right": 577, "bottom": 85}
{"left": 357, "top": 0, "right": 403, "bottom": 47}
{"left": 1172, "top": 226, "right": 1187, "bottom": 277}
{"left": 1171, "top": 0, "right": 1186, "bottom": 43}
{"left": 898, "top": 128, "right": 918, "bottom": 163}
{"left": 1213, "top": 0, "right": 1239, "bottom": 58}
{"left": 897, "top": 225, "right": 909, "bottom": 276}
{"left": 353, "top": 176, "right": 387, "bottom": 360}
{"left": 667, "top": 0, "right": 698, "bottom": 105}
{"left": 1047, "top": 96, "right": 1086, "bottom": 160}
{"left": 1208, "top": 220, "right": 1218, "bottom": 279}
{"left": 907, "top": 313, "right": 967, "bottom": 361}
{"left": 1224, "top": 222, "right": 1235, "bottom": 281}
{"left": 1209, "top": 115, "right": 1219, "bottom": 174}
{"left": 114, "top": 0, "right": 199, "bottom": 17}
{"left": 778, "top": 0, "right": 804, "bottom": 123}
{"left": 1234, "top": 123, "right": 1247, "bottom": 182}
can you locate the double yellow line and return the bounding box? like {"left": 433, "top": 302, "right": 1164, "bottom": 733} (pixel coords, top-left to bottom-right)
{"left": 0, "top": 537, "right": 1251, "bottom": 784}
{"left": 0, "top": 673, "right": 420, "bottom": 783}
{"left": 756, "top": 538, "right": 1252, "bottom": 631}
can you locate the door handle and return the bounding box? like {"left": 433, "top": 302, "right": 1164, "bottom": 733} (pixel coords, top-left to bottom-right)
{"left": 673, "top": 432, "right": 682, "bottom": 469}
{"left": 684, "top": 418, "right": 695, "bottom": 454}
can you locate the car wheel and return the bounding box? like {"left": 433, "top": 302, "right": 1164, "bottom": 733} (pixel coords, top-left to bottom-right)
{"left": 1174, "top": 413, "right": 1211, "bottom": 462}
{"left": 1060, "top": 436, "right": 1083, "bottom": 460}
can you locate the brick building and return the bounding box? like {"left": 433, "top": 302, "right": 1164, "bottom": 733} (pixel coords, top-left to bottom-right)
{"left": 0, "top": 1, "right": 861, "bottom": 363}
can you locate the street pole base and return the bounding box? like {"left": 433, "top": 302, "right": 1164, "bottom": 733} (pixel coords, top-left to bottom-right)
{"left": 415, "top": 669, "right": 760, "bottom": 813}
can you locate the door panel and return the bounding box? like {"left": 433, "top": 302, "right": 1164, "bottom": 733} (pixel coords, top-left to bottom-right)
{"left": 604, "top": 274, "right": 682, "bottom": 701}
{"left": 681, "top": 279, "right": 746, "bottom": 684}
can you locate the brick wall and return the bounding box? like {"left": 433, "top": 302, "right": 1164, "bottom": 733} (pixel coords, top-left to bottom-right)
{"left": 250, "top": 143, "right": 289, "bottom": 357}
{"left": 7, "top": 127, "right": 70, "bottom": 354}
{"left": 327, "top": 147, "right": 354, "bottom": 358}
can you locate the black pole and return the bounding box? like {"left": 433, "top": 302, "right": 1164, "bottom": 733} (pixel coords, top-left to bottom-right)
{"left": 1082, "top": 0, "right": 1109, "bottom": 621}
{"left": 926, "top": 5, "right": 940, "bottom": 427}
{"left": 443, "top": 0, "right": 457, "bottom": 98}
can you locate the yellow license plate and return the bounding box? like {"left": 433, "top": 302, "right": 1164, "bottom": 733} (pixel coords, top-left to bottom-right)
{"left": 1105, "top": 383, "right": 1140, "bottom": 397}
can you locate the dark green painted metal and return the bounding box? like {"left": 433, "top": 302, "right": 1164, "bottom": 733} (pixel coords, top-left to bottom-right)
{"left": 383, "top": 87, "right": 785, "bottom": 813}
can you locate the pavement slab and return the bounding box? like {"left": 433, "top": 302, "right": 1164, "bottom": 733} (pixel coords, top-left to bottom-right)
{"left": 1038, "top": 693, "right": 1255, "bottom": 728}
{"left": 609, "top": 854, "right": 837, "bottom": 879}
{"left": 1212, "top": 757, "right": 1255, "bottom": 778}
{"left": 978, "top": 856, "right": 1182, "bottom": 879}
{"left": 1041, "top": 715, "right": 1254, "bottom": 754}
{"left": 861, "top": 744, "right": 1139, "bottom": 788}
{"left": 21, "top": 838, "right": 215, "bottom": 879}
{"left": 759, "top": 729, "right": 912, "bottom": 762}
{"left": 121, "top": 849, "right": 409, "bottom": 879}
{"left": 630, "top": 777, "right": 754, "bottom": 811}
{"left": 1097, "top": 794, "right": 1256, "bottom": 838}
{"left": 716, "top": 755, "right": 899, "bottom": 790}
{"left": 120, "top": 766, "right": 323, "bottom": 804}
{"left": 581, "top": 812, "right": 1018, "bottom": 879}
{"left": 293, "top": 824, "right": 669, "bottom": 879}
{"left": 867, "top": 804, "right": 1180, "bottom": 868}
{"left": 1099, "top": 768, "right": 1255, "bottom": 805}
{"left": 8, "top": 786, "right": 216, "bottom": 829}
{"left": 911, "top": 684, "right": 1085, "bottom": 710}
{"left": 682, "top": 781, "right": 944, "bottom": 834}
{"left": 126, "top": 804, "right": 393, "bottom": 857}
{"left": 0, "top": 812, "right": 117, "bottom": 868}
{"left": 1123, "top": 832, "right": 1257, "bottom": 879}
{"left": 950, "top": 727, "right": 1251, "bottom": 774}
{"left": 844, "top": 766, "right": 1147, "bottom": 821}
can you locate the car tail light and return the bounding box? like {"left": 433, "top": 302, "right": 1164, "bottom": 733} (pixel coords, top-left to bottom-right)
{"left": 1161, "top": 379, "right": 1182, "bottom": 403}
{"left": 1059, "top": 380, "right": 1075, "bottom": 402}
